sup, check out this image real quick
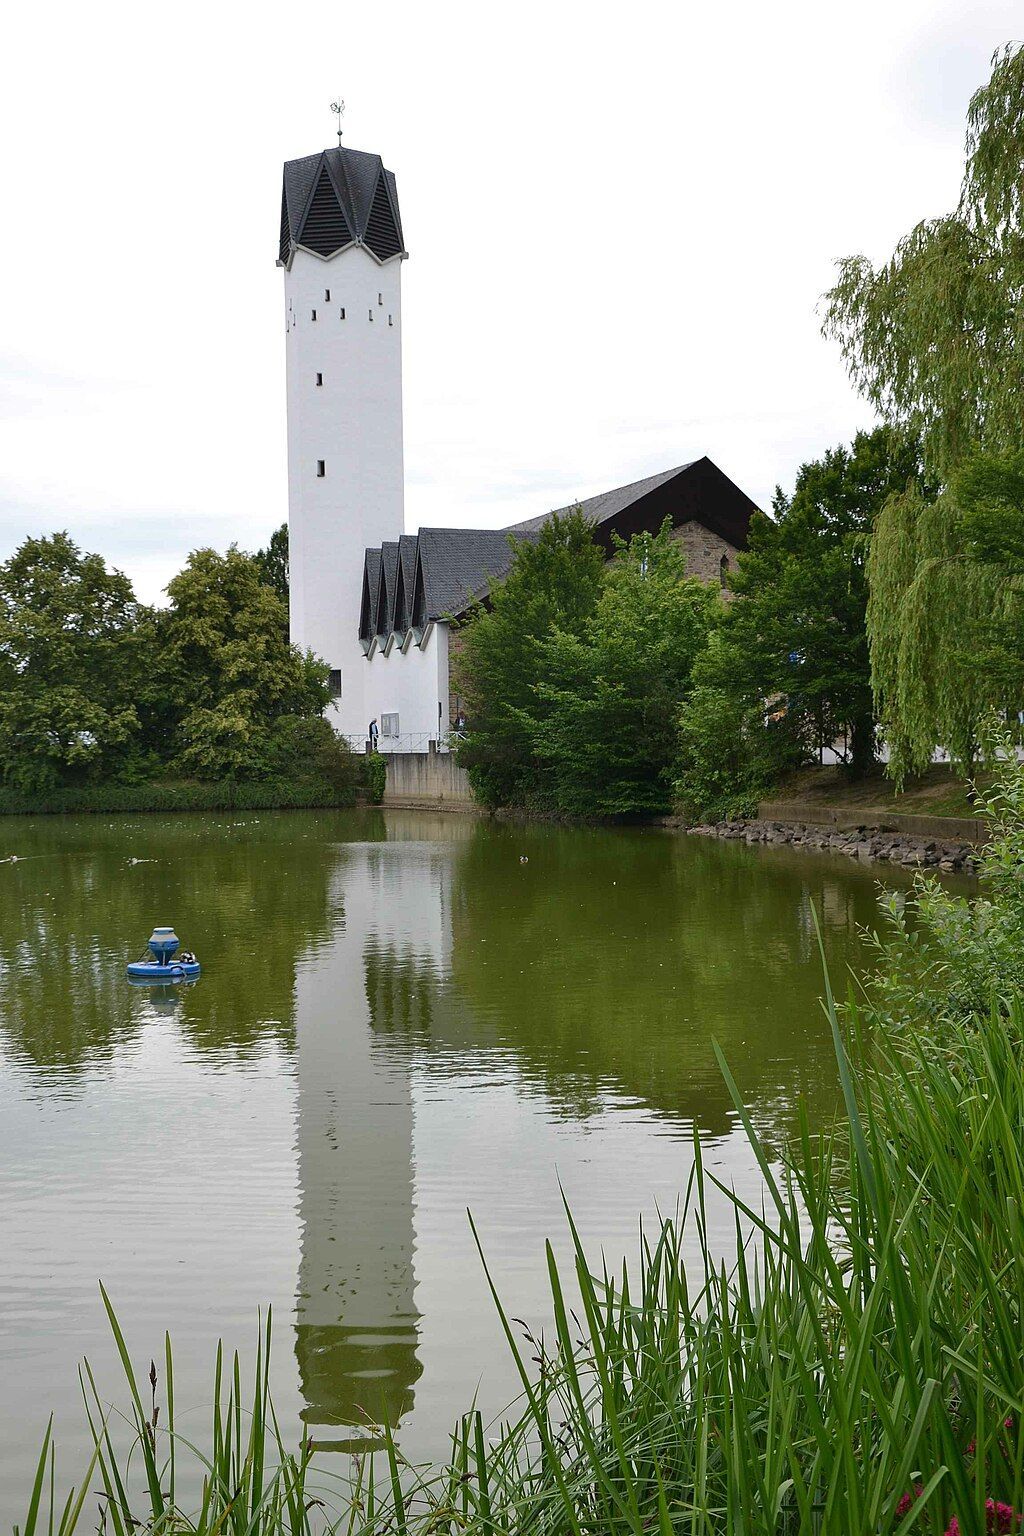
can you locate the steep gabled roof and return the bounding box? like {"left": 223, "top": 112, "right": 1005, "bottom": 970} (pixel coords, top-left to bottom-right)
{"left": 393, "top": 533, "right": 418, "bottom": 631}
{"left": 359, "top": 548, "right": 382, "bottom": 642}
{"left": 377, "top": 541, "right": 400, "bottom": 633}
{"left": 279, "top": 145, "right": 406, "bottom": 266}
{"left": 506, "top": 464, "right": 695, "bottom": 536}
{"left": 503, "top": 458, "right": 758, "bottom": 550}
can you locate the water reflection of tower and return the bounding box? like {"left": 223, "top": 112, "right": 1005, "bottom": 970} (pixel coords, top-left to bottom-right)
{"left": 292, "top": 830, "right": 457, "bottom": 1448}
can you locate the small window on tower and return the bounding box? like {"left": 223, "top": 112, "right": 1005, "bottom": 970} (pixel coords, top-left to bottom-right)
{"left": 311, "top": 308, "right": 317, "bottom": 321}
{"left": 368, "top": 309, "right": 374, "bottom": 321}
{"left": 316, "top": 460, "right": 325, "bottom": 478}
{"left": 340, "top": 307, "right": 346, "bottom": 320}
{"left": 388, "top": 314, "right": 393, "bottom": 326}
{"left": 315, "top": 372, "right": 323, "bottom": 386}
{"left": 328, "top": 669, "right": 342, "bottom": 699}
{"left": 378, "top": 292, "right": 383, "bottom": 305}
{"left": 324, "top": 288, "right": 331, "bottom": 302}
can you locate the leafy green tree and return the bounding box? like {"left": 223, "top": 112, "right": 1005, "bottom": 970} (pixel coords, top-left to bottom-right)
{"left": 456, "top": 511, "right": 604, "bottom": 807}
{"left": 0, "top": 533, "right": 149, "bottom": 792}
{"left": 823, "top": 44, "right": 1024, "bottom": 479}
{"left": 823, "top": 44, "right": 1024, "bottom": 775}
{"left": 676, "top": 631, "right": 807, "bottom": 822}
{"left": 530, "top": 524, "right": 719, "bottom": 816}
{"left": 867, "top": 453, "right": 1024, "bottom": 778}
{"left": 162, "top": 546, "right": 329, "bottom": 780}
{"left": 253, "top": 523, "right": 289, "bottom": 608}
{"left": 263, "top": 714, "right": 360, "bottom": 794}
{"left": 738, "top": 427, "right": 926, "bottom": 772}
{"left": 675, "top": 429, "right": 924, "bottom": 816}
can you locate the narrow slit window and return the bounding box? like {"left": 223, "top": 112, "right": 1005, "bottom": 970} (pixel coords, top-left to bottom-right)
{"left": 316, "top": 460, "right": 325, "bottom": 478}
{"left": 340, "top": 306, "right": 346, "bottom": 320}
{"left": 311, "top": 308, "right": 317, "bottom": 321}
{"left": 368, "top": 308, "right": 374, "bottom": 321}
{"left": 324, "top": 288, "right": 331, "bottom": 302}
{"left": 388, "top": 314, "right": 393, "bottom": 326}
{"left": 315, "top": 372, "right": 323, "bottom": 386}
{"left": 378, "top": 292, "right": 383, "bottom": 305}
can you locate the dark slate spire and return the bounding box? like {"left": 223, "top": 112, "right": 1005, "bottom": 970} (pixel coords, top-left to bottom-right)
{"left": 278, "top": 145, "right": 406, "bottom": 266}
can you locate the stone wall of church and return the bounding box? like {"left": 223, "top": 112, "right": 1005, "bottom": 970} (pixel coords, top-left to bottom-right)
{"left": 669, "top": 520, "right": 738, "bottom": 587}
{"left": 448, "top": 627, "right": 467, "bottom": 730}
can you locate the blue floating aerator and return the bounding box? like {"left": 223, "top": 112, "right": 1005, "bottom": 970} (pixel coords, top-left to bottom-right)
{"left": 127, "top": 925, "right": 201, "bottom": 981}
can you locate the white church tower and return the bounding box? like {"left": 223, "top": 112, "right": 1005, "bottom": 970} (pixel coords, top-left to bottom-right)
{"left": 278, "top": 130, "right": 407, "bottom": 740}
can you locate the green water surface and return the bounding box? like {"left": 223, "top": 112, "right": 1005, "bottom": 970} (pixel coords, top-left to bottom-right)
{"left": 0, "top": 809, "right": 959, "bottom": 1514}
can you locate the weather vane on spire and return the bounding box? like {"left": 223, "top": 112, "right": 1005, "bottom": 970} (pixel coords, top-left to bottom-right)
{"left": 330, "top": 98, "right": 345, "bottom": 146}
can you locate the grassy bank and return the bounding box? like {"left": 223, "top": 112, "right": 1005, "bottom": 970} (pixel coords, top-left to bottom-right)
{"left": 19, "top": 767, "right": 1024, "bottom": 1535}
{"left": 0, "top": 779, "right": 360, "bottom": 817}
{"left": 764, "top": 762, "right": 981, "bottom": 820}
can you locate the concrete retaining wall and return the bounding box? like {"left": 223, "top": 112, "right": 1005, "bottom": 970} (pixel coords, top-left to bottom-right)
{"left": 382, "top": 750, "right": 478, "bottom": 810}
{"left": 758, "top": 800, "right": 985, "bottom": 844}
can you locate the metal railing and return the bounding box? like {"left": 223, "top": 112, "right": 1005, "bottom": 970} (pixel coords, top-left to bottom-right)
{"left": 341, "top": 732, "right": 466, "bottom": 755}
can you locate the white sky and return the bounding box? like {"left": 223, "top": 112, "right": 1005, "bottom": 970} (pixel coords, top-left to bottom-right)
{"left": 1, "top": 0, "right": 1020, "bottom": 604}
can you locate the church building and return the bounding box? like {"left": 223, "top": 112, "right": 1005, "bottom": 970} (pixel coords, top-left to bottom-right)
{"left": 278, "top": 137, "right": 759, "bottom": 751}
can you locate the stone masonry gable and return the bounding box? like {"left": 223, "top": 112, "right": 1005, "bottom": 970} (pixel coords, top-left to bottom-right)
{"left": 670, "top": 521, "right": 738, "bottom": 587}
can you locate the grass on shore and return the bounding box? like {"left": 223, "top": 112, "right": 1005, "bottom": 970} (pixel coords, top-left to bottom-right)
{"left": 764, "top": 762, "right": 983, "bottom": 819}
{"left": 0, "top": 779, "right": 360, "bottom": 817}
{"left": 18, "top": 755, "right": 1024, "bottom": 1535}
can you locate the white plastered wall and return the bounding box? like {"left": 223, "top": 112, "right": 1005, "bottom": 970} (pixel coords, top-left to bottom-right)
{"left": 284, "top": 244, "right": 404, "bottom": 738}
{"left": 363, "top": 622, "right": 450, "bottom": 749}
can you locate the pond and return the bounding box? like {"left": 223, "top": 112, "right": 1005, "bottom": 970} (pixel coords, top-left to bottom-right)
{"left": 0, "top": 809, "right": 964, "bottom": 1516}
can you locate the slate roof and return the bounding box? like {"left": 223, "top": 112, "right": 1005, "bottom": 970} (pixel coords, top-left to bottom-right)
{"left": 359, "top": 546, "right": 382, "bottom": 640}
{"left": 359, "top": 457, "right": 759, "bottom": 640}
{"left": 506, "top": 464, "right": 696, "bottom": 535}
{"left": 396, "top": 533, "right": 419, "bottom": 630}
{"left": 279, "top": 145, "right": 405, "bottom": 266}
{"left": 377, "top": 541, "right": 400, "bottom": 634}
{"left": 414, "top": 528, "right": 534, "bottom": 623}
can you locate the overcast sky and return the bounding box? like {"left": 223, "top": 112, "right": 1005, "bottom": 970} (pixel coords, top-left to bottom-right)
{"left": 1, "top": 0, "right": 1020, "bottom": 603}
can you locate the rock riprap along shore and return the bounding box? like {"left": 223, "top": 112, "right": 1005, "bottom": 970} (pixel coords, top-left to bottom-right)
{"left": 682, "top": 819, "right": 979, "bottom": 874}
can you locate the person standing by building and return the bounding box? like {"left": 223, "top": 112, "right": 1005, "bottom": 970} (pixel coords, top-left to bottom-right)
{"left": 368, "top": 718, "right": 379, "bottom": 752}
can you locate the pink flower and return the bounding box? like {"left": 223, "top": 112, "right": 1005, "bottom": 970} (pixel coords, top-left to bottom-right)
{"left": 944, "top": 1500, "right": 1023, "bottom": 1535}
{"left": 896, "top": 1484, "right": 923, "bottom": 1517}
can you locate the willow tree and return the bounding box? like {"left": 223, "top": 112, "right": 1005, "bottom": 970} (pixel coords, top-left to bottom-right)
{"left": 823, "top": 44, "right": 1024, "bottom": 776}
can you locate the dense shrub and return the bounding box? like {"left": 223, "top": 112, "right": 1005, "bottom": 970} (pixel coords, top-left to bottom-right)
{"left": 0, "top": 778, "right": 358, "bottom": 816}
{"left": 362, "top": 751, "right": 387, "bottom": 804}
{"left": 263, "top": 714, "right": 361, "bottom": 795}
